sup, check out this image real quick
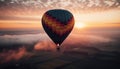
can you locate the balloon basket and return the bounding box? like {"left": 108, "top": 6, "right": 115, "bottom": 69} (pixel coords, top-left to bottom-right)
{"left": 56, "top": 44, "right": 60, "bottom": 52}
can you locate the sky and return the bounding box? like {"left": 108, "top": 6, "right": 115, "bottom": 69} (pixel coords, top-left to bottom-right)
{"left": 0, "top": 0, "right": 120, "bottom": 30}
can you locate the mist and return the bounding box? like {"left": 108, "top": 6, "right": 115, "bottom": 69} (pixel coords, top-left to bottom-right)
{"left": 0, "top": 28, "right": 120, "bottom": 69}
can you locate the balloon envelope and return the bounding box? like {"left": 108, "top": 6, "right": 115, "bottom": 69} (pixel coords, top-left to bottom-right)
{"left": 42, "top": 9, "right": 74, "bottom": 46}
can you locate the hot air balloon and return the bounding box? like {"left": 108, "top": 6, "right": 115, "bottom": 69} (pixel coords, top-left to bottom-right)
{"left": 41, "top": 9, "right": 74, "bottom": 51}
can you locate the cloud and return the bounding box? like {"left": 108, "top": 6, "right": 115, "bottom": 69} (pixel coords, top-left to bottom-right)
{"left": 0, "top": 32, "right": 115, "bottom": 48}
{"left": 64, "top": 34, "right": 114, "bottom": 46}
{"left": 0, "top": 31, "right": 118, "bottom": 57}
{"left": 0, "top": 0, "right": 119, "bottom": 17}
{"left": 0, "top": 47, "right": 27, "bottom": 63}
{"left": 32, "top": 33, "right": 115, "bottom": 53}
{"left": 5, "top": 0, "right": 119, "bottom": 8}
{"left": 0, "top": 33, "right": 47, "bottom": 45}
{"left": 3, "top": 0, "right": 119, "bottom": 8}
{"left": 34, "top": 40, "right": 56, "bottom": 51}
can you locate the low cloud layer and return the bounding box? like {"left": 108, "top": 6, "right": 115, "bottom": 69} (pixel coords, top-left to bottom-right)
{"left": 0, "top": 32, "right": 119, "bottom": 64}
{"left": 0, "top": 47, "right": 27, "bottom": 63}
{"left": 0, "top": 33, "right": 47, "bottom": 45}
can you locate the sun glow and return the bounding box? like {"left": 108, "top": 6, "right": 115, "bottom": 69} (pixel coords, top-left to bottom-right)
{"left": 75, "top": 22, "right": 86, "bottom": 29}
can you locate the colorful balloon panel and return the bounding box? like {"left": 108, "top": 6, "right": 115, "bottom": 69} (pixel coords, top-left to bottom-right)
{"left": 42, "top": 9, "right": 74, "bottom": 45}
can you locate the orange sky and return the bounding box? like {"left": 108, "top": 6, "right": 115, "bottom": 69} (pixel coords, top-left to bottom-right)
{"left": 0, "top": 20, "right": 41, "bottom": 29}
{"left": 0, "top": 9, "right": 120, "bottom": 30}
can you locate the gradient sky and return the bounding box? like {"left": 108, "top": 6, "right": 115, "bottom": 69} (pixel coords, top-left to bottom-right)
{"left": 0, "top": 0, "right": 120, "bottom": 29}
